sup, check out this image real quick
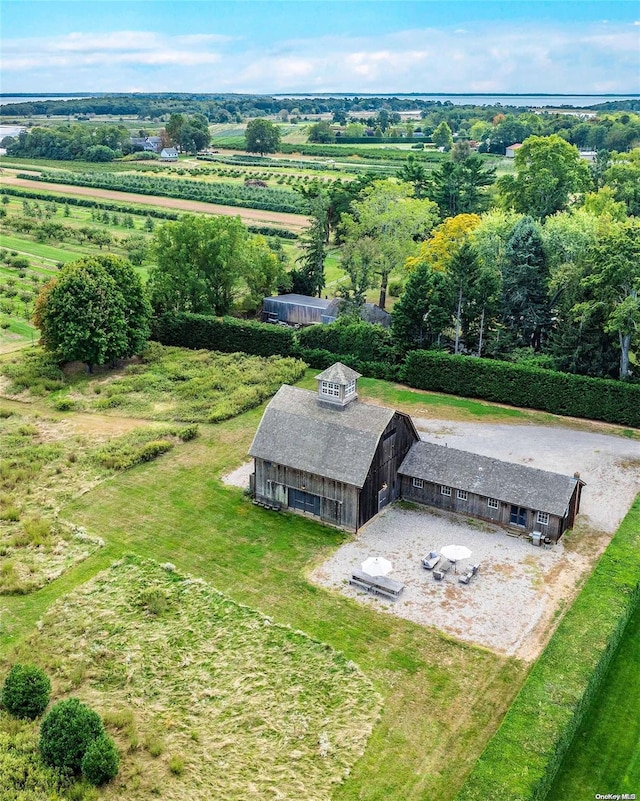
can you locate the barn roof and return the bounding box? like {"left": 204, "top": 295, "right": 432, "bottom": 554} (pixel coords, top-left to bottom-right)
{"left": 249, "top": 384, "right": 398, "bottom": 487}
{"left": 399, "top": 441, "right": 580, "bottom": 516}
{"left": 264, "top": 294, "right": 332, "bottom": 310}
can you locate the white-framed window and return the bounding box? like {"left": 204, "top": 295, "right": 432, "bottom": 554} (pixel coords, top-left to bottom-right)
{"left": 537, "top": 511, "right": 550, "bottom": 526}
{"left": 345, "top": 379, "right": 357, "bottom": 396}
{"left": 412, "top": 477, "right": 424, "bottom": 489}
{"left": 440, "top": 486, "right": 452, "bottom": 496}
{"left": 487, "top": 498, "right": 499, "bottom": 510}
{"left": 321, "top": 380, "right": 341, "bottom": 398}
{"left": 457, "top": 489, "right": 468, "bottom": 501}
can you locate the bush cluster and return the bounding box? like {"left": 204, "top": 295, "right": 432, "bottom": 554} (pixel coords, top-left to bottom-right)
{"left": 402, "top": 350, "right": 640, "bottom": 428}
{"left": 1, "top": 664, "right": 51, "bottom": 719}
{"left": 455, "top": 497, "right": 640, "bottom": 801}
{"left": 298, "top": 321, "right": 397, "bottom": 364}
{"left": 39, "top": 698, "right": 119, "bottom": 785}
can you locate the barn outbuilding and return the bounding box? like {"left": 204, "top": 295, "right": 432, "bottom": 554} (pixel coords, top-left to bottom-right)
{"left": 262, "top": 294, "right": 332, "bottom": 326}
{"left": 398, "top": 441, "right": 584, "bottom": 543}
{"left": 249, "top": 363, "right": 419, "bottom": 530}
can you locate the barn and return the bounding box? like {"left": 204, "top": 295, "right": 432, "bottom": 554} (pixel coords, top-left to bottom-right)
{"left": 249, "top": 363, "right": 419, "bottom": 530}
{"left": 398, "top": 441, "right": 584, "bottom": 543}
{"left": 262, "top": 294, "right": 332, "bottom": 326}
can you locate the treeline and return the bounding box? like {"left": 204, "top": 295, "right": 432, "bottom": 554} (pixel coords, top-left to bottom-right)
{"left": 2, "top": 93, "right": 639, "bottom": 123}
{"left": 3, "top": 124, "right": 131, "bottom": 162}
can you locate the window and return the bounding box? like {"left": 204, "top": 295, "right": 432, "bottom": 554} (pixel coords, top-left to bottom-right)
{"left": 412, "top": 477, "right": 424, "bottom": 489}
{"left": 457, "top": 489, "right": 468, "bottom": 501}
{"left": 345, "top": 379, "right": 356, "bottom": 396}
{"left": 440, "top": 486, "right": 452, "bottom": 496}
{"left": 537, "top": 511, "right": 550, "bottom": 526}
{"left": 321, "top": 381, "right": 340, "bottom": 398}
{"left": 487, "top": 498, "right": 499, "bottom": 510}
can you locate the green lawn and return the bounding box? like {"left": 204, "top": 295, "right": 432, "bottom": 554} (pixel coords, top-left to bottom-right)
{"left": 547, "top": 600, "right": 640, "bottom": 799}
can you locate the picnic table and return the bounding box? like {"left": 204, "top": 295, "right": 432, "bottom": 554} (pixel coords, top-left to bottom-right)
{"left": 349, "top": 569, "right": 404, "bottom": 600}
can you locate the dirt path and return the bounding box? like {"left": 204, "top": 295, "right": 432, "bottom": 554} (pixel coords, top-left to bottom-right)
{"left": 0, "top": 173, "right": 310, "bottom": 231}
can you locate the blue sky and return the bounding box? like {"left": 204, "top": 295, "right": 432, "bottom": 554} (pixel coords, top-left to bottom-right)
{"left": 1, "top": 1, "right": 639, "bottom": 94}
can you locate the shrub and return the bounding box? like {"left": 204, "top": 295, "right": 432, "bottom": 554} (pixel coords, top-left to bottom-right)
{"left": 81, "top": 734, "right": 120, "bottom": 786}
{"left": 298, "top": 320, "right": 397, "bottom": 364}
{"left": 1, "top": 664, "right": 51, "bottom": 719}
{"left": 39, "top": 698, "right": 104, "bottom": 774}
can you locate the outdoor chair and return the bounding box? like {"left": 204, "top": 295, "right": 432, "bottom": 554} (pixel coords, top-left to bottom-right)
{"left": 422, "top": 551, "right": 441, "bottom": 570}
{"left": 459, "top": 564, "right": 480, "bottom": 584}
{"left": 433, "top": 559, "right": 452, "bottom": 581}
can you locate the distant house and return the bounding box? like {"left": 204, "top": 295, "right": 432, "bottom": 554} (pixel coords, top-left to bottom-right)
{"left": 160, "top": 148, "right": 179, "bottom": 161}
{"left": 262, "top": 294, "right": 391, "bottom": 328}
{"left": 399, "top": 442, "right": 584, "bottom": 543}
{"left": 249, "top": 364, "right": 585, "bottom": 539}
{"left": 249, "top": 364, "right": 419, "bottom": 531}
{"left": 129, "top": 135, "right": 163, "bottom": 153}
{"left": 505, "top": 143, "right": 523, "bottom": 158}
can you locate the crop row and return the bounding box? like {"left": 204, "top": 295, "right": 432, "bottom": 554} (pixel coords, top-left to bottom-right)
{"left": 18, "top": 172, "right": 310, "bottom": 214}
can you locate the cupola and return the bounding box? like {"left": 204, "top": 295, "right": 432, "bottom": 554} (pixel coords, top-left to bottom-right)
{"left": 315, "top": 362, "right": 361, "bottom": 408}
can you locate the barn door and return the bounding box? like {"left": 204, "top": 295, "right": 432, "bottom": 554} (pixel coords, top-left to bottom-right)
{"left": 378, "top": 486, "right": 389, "bottom": 512}
{"left": 510, "top": 505, "right": 527, "bottom": 527}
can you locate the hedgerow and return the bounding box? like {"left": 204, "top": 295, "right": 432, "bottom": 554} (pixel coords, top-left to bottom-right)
{"left": 298, "top": 320, "right": 398, "bottom": 364}
{"left": 402, "top": 350, "right": 640, "bottom": 427}
{"left": 152, "top": 313, "right": 297, "bottom": 358}
{"left": 455, "top": 496, "right": 640, "bottom": 801}
{"left": 18, "top": 171, "right": 309, "bottom": 214}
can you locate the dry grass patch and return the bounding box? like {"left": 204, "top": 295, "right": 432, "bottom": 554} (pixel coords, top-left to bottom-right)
{"left": 15, "top": 556, "right": 379, "bottom": 801}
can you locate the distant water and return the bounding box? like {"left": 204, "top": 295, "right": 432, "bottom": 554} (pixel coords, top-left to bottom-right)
{"left": 0, "top": 95, "right": 92, "bottom": 106}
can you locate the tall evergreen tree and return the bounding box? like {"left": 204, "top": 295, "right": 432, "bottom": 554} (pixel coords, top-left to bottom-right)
{"left": 500, "top": 217, "right": 550, "bottom": 351}
{"left": 391, "top": 263, "right": 453, "bottom": 351}
{"left": 291, "top": 196, "right": 329, "bottom": 297}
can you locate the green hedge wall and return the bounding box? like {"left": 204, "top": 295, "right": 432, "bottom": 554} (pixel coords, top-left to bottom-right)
{"left": 298, "top": 321, "right": 398, "bottom": 364}
{"left": 151, "top": 313, "right": 297, "bottom": 358}
{"left": 455, "top": 496, "right": 640, "bottom": 801}
{"left": 402, "top": 351, "right": 640, "bottom": 427}
{"left": 299, "top": 347, "right": 401, "bottom": 381}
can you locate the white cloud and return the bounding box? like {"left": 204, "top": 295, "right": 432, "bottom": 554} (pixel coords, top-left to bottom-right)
{"left": 1, "top": 21, "right": 638, "bottom": 93}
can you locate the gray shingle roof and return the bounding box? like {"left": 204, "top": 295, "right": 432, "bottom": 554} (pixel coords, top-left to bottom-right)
{"left": 399, "top": 441, "right": 579, "bottom": 516}
{"left": 315, "top": 363, "right": 361, "bottom": 384}
{"left": 249, "top": 385, "right": 395, "bottom": 487}
{"left": 264, "top": 294, "right": 332, "bottom": 310}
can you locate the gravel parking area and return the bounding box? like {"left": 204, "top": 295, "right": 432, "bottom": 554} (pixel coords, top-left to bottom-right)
{"left": 309, "top": 419, "right": 640, "bottom": 661}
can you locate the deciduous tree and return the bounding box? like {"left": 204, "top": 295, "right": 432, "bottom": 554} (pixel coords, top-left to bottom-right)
{"left": 245, "top": 119, "right": 281, "bottom": 156}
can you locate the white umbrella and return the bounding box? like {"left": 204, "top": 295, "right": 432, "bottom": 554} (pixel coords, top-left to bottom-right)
{"left": 361, "top": 556, "right": 393, "bottom": 577}
{"left": 441, "top": 545, "right": 472, "bottom": 571}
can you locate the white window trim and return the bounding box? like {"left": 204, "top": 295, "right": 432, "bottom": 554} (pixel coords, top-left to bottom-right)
{"left": 440, "top": 486, "right": 452, "bottom": 496}
{"left": 320, "top": 380, "right": 341, "bottom": 398}
{"left": 345, "top": 379, "right": 356, "bottom": 396}
{"left": 412, "top": 477, "right": 424, "bottom": 489}
{"left": 487, "top": 498, "right": 499, "bottom": 509}
{"left": 537, "top": 511, "right": 550, "bottom": 525}
{"left": 457, "top": 489, "right": 468, "bottom": 501}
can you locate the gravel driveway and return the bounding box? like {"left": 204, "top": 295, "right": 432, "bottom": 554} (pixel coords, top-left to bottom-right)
{"left": 308, "top": 418, "right": 640, "bottom": 661}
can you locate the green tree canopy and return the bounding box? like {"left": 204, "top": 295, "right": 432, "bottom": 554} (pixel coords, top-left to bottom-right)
{"left": 33, "top": 255, "right": 150, "bottom": 370}
{"left": 340, "top": 179, "right": 439, "bottom": 309}
{"left": 245, "top": 118, "right": 281, "bottom": 155}
{"left": 148, "top": 215, "right": 250, "bottom": 316}
{"left": 498, "top": 134, "right": 592, "bottom": 218}
{"left": 432, "top": 121, "right": 454, "bottom": 151}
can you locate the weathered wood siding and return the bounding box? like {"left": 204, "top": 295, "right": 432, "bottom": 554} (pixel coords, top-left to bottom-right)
{"left": 262, "top": 297, "right": 329, "bottom": 325}
{"left": 399, "top": 476, "right": 567, "bottom": 542}
{"left": 254, "top": 458, "right": 360, "bottom": 529}
{"left": 358, "top": 412, "right": 419, "bottom": 528}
